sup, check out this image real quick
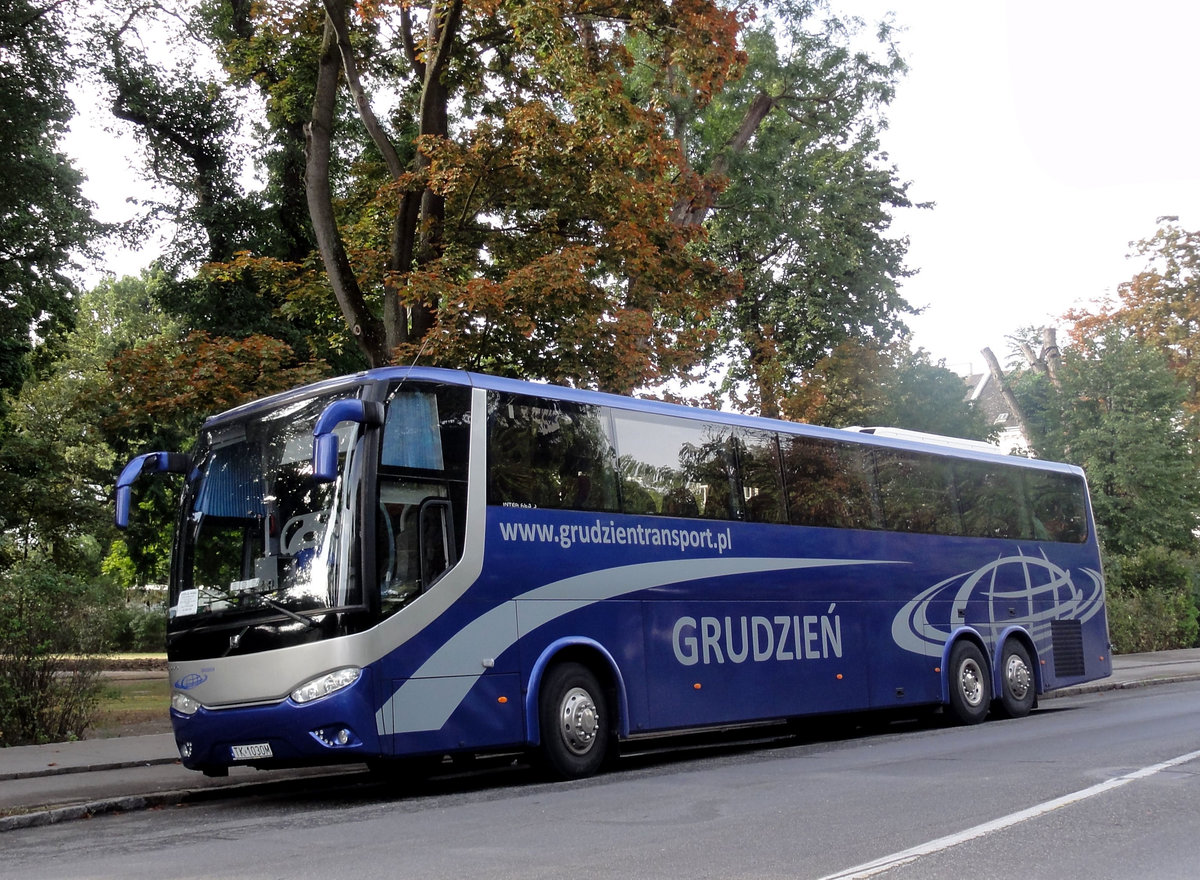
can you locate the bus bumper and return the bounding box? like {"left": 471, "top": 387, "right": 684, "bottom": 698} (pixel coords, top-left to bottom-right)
{"left": 170, "top": 669, "right": 381, "bottom": 773}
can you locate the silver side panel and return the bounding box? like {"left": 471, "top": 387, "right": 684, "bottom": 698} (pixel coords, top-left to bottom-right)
{"left": 169, "top": 387, "right": 490, "bottom": 706}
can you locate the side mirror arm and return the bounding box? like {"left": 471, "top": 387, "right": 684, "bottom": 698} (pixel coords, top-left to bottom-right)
{"left": 312, "top": 399, "right": 385, "bottom": 482}
{"left": 114, "top": 452, "right": 191, "bottom": 528}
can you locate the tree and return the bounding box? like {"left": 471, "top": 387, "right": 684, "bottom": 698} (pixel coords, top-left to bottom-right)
{"left": 89, "top": 10, "right": 344, "bottom": 365}
{"left": 0, "top": 276, "right": 177, "bottom": 574}
{"left": 670, "top": 2, "right": 916, "bottom": 416}
{"left": 0, "top": 0, "right": 98, "bottom": 398}
{"left": 85, "top": 0, "right": 920, "bottom": 400}
{"left": 1016, "top": 327, "right": 1200, "bottom": 556}
{"left": 0, "top": 561, "right": 113, "bottom": 746}
{"left": 293, "top": 0, "right": 746, "bottom": 390}
{"left": 1067, "top": 219, "right": 1200, "bottom": 411}
{"left": 782, "top": 337, "right": 993, "bottom": 438}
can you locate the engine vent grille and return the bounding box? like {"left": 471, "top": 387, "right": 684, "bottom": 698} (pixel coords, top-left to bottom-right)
{"left": 1051, "top": 619, "right": 1086, "bottom": 678}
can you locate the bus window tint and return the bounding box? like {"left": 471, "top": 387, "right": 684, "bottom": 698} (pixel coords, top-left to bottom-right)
{"left": 611, "top": 410, "right": 740, "bottom": 520}
{"left": 954, "top": 461, "right": 1031, "bottom": 540}
{"left": 781, "top": 436, "right": 877, "bottom": 529}
{"left": 875, "top": 450, "right": 960, "bottom": 535}
{"left": 487, "top": 394, "right": 619, "bottom": 511}
{"left": 1027, "top": 470, "right": 1088, "bottom": 543}
{"left": 738, "top": 430, "right": 786, "bottom": 524}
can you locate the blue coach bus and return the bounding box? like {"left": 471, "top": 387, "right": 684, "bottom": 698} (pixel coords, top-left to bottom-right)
{"left": 115, "top": 367, "right": 1110, "bottom": 779}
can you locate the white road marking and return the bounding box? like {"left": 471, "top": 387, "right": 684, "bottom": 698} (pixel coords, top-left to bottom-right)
{"left": 817, "top": 748, "right": 1200, "bottom": 880}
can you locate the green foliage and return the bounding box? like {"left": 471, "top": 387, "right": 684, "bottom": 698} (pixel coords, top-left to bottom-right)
{"left": 689, "top": 4, "right": 916, "bottom": 414}
{"left": 1106, "top": 583, "right": 1197, "bottom": 654}
{"left": 1103, "top": 546, "right": 1200, "bottom": 653}
{"left": 0, "top": 0, "right": 98, "bottom": 398}
{"left": 0, "top": 560, "right": 116, "bottom": 746}
{"left": 0, "top": 277, "right": 175, "bottom": 573}
{"left": 1016, "top": 328, "right": 1200, "bottom": 556}
{"left": 1008, "top": 310, "right": 1200, "bottom": 653}
{"left": 784, "top": 338, "right": 994, "bottom": 439}
{"left": 103, "top": 601, "right": 168, "bottom": 653}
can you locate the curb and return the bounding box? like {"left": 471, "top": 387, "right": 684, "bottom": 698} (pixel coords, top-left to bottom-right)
{"left": 0, "top": 769, "right": 366, "bottom": 833}
{"left": 1045, "top": 673, "right": 1200, "bottom": 699}
{"left": 0, "top": 757, "right": 181, "bottom": 783}
{"left": 0, "top": 792, "right": 182, "bottom": 832}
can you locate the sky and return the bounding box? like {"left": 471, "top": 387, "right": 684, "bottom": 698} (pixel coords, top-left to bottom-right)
{"left": 68, "top": 1, "right": 1200, "bottom": 378}
{"left": 834, "top": 0, "right": 1200, "bottom": 375}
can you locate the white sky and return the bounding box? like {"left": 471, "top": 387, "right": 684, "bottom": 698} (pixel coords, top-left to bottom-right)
{"left": 69, "top": 1, "right": 1200, "bottom": 378}
{"left": 838, "top": 0, "right": 1200, "bottom": 374}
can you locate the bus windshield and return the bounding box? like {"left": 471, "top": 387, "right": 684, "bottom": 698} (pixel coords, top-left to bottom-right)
{"left": 171, "top": 391, "right": 361, "bottom": 637}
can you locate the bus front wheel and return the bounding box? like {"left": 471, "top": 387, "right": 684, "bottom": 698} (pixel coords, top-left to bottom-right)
{"left": 947, "top": 641, "right": 990, "bottom": 725}
{"left": 996, "top": 639, "right": 1036, "bottom": 718}
{"left": 538, "top": 662, "right": 610, "bottom": 779}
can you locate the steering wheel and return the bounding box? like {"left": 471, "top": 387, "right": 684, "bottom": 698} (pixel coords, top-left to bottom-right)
{"left": 282, "top": 512, "right": 323, "bottom": 555}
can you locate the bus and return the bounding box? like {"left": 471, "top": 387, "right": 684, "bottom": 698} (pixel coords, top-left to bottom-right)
{"left": 115, "top": 367, "right": 1110, "bottom": 779}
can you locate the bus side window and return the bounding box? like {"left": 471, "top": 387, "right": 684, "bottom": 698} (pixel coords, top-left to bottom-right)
{"left": 781, "top": 435, "right": 877, "bottom": 530}
{"left": 954, "top": 461, "right": 1032, "bottom": 540}
{"left": 875, "top": 450, "right": 960, "bottom": 535}
{"left": 611, "top": 410, "right": 741, "bottom": 521}
{"left": 1027, "top": 470, "right": 1088, "bottom": 543}
{"left": 738, "top": 429, "right": 786, "bottom": 524}
{"left": 487, "top": 394, "right": 619, "bottom": 511}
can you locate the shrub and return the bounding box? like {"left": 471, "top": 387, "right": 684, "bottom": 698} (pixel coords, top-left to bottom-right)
{"left": 104, "top": 602, "right": 168, "bottom": 653}
{"left": 1103, "top": 546, "right": 1200, "bottom": 653}
{"left": 0, "top": 561, "right": 115, "bottom": 746}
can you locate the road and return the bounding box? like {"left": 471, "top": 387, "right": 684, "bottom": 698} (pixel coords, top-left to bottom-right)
{"left": 4, "top": 682, "right": 1200, "bottom": 880}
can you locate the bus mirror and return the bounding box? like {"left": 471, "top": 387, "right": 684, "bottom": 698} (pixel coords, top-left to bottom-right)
{"left": 115, "top": 452, "right": 191, "bottom": 528}
{"left": 312, "top": 398, "right": 385, "bottom": 482}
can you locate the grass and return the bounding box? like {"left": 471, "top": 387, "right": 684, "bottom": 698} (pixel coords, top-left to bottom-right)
{"left": 89, "top": 675, "right": 173, "bottom": 738}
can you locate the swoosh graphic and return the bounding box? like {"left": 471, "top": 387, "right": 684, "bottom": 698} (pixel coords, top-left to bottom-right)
{"left": 890, "top": 549, "right": 1106, "bottom": 656}
{"left": 376, "top": 555, "right": 902, "bottom": 735}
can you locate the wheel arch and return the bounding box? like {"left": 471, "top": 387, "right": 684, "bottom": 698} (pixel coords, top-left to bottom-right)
{"left": 939, "top": 627, "right": 990, "bottom": 706}
{"left": 525, "top": 638, "right": 629, "bottom": 747}
{"left": 991, "top": 626, "right": 1043, "bottom": 700}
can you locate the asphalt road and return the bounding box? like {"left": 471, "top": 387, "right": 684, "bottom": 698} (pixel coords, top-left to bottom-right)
{"left": 4, "top": 681, "right": 1199, "bottom": 880}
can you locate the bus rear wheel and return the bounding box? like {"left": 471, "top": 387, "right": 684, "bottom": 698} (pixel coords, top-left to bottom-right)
{"left": 948, "top": 641, "right": 990, "bottom": 725}
{"left": 538, "top": 662, "right": 611, "bottom": 779}
{"left": 996, "top": 639, "right": 1036, "bottom": 718}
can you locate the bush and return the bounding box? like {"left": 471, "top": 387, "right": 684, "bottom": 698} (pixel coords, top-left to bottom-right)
{"left": 1103, "top": 546, "right": 1200, "bottom": 653}
{"left": 105, "top": 603, "right": 168, "bottom": 653}
{"left": 0, "top": 561, "right": 115, "bottom": 746}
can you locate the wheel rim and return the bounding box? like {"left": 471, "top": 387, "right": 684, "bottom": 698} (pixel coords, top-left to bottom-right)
{"left": 558, "top": 686, "right": 599, "bottom": 756}
{"left": 1005, "top": 653, "right": 1032, "bottom": 701}
{"left": 959, "top": 657, "right": 985, "bottom": 708}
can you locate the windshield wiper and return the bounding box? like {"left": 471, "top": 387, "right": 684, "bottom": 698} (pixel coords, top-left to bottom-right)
{"left": 253, "top": 591, "right": 321, "bottom": 630}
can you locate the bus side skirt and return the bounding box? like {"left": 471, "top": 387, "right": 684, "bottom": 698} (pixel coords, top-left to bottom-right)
{"left": 524, "top": 637, "right": 632, "bottom": 746}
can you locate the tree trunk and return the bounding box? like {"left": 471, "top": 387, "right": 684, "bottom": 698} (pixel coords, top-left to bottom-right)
{"left": 670, "top": 92, "right": 776, "bottom": 228}
{"left": 1042, "top": 327, "right": 1063, "bottom": 389}
{"left": 304, "top": 13, "right": 388, "bottom": 366}
{"left": 981, "top": 347, "right": 1028, "bottom": 435}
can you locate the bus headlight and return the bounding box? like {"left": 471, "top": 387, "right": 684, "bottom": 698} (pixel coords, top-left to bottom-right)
{"left": 171, "top": 692, "right": 201, "bottom": 715}
{"left": 291, "top": 667, "right": 361, "bottom": 704}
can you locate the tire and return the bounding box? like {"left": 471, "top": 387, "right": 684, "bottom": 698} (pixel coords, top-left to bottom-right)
{"left": 947, "top": 641, "right": 991, "bottom": 725}
{"left": 995, "top": 639, "right": 1036, "bottom": 719}
{"left": 538, "top": 662, "right": 611, "bottom": 779}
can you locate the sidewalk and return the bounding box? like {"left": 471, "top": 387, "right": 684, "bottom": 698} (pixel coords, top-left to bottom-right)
{"left": 4, "top": 648, "right": 1200, "bottom": 830}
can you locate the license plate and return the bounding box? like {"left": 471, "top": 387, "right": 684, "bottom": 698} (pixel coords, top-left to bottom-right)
{"left": 230, "top": 742, "right": 273, "bottom": 760}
